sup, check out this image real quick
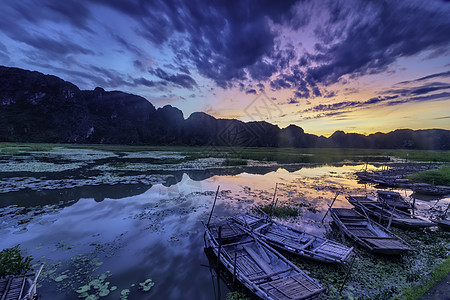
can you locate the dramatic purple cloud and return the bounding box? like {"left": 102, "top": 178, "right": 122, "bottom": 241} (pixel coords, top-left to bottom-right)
{"left": 0, "top": 0, "right": 448, "bottom": 124}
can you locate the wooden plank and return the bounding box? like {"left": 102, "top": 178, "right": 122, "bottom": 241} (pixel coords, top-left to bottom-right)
{"left": 263, "top": 274, "right": 319, "bottom": 300}
{"left": 237, "top": 253, "right": 264, "bottom": 277}
{"left": 333, "top": 209, "right": 361, "bottom": 217}
{"left": 340, "top": 218, "right": 367, "bottom": 223}
{"left": 348, "top": 228, "right": 376, "bottom": 237}
{"left": 266, "top": 228, "right": 307, "bottom": 242}
{"left": 250, "top": 267, "right": 292, "bottom": 281}
{"left": 363, "top": 238, "right": 408, "bottom": 249}
{"left": 1, "top": 278, "right": 12, "bottom": 300}
{"left": 300, "top": 238, "right": 315, "bottom": 249}
{"left": 243, "top": 245, "right": 273, "bottom": 275}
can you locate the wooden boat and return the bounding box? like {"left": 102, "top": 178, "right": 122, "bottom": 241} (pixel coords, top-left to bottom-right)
{"left": 233, "top": 213, "right": 353, "bottom": 264}
{"left": 0, "top": 265, "right": 42, "bottom": 300}
{"left": 329, "top": 208, "right": 414, "bottom": 255}
{"left": 377, "top": 190, "right": 411, "bottom": 211}
{"left": 413, "top": 184, "right": 450, "bottom": 196}
{"left": 204, "top": 219, "right": 325, "bottom": 300}
{"left": 347, "top": 195, "right": 433, "bottom": 229}
{"left": 432, "top": 219, "right": 450, "bottom": 231}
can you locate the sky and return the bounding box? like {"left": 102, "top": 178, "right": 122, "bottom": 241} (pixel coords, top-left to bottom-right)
{"left": 0, "top": 0, "right": 449, "bottom": 136}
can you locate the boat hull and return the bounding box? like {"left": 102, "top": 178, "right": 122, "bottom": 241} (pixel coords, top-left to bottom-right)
{"left": 204, "top": 220, "right": 325, "bottom": 300}
{"left": 233, "top": 213, "right": 353, "bottom": 264}
{"left": 330, "top": 208, "right": 414, "bottom": 255}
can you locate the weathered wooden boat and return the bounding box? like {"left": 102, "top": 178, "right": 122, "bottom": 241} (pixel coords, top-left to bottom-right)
{"left": 377, "top": 190, "right": 411, "bottom": 211}
{"left": 431, "top": 219, "right": 450, "bottom": 231}
{"left": 0, "top": 265, "right": 42, "bottom": 300}
{"left": 413, "top": 184, "right": 450, "bottom": 196}
{"left": 204, "top": 219, "right": 325, "bottom": 300}
{"left": 233, "top": 213, "right": 353, "bottom": 264}
{"left": 347, "top": 195, "right": 433, "bottom": 229}
{"left": 330, "top": 208, "right": 414, "bottom": 255}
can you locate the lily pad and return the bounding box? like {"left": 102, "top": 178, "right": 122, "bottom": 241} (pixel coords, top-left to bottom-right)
{"left": 75, "top": 285, "right": 91, "bottom": 293}
{"left": 139, "top": 278, "right": 155, "bottom": 292}
{"left": 120, "top": 289, "right": 130, "bottom": 296}
{"left": 98, "top": 289, "right": 110, "bottom": 297}
{"left": 54, "top": 274, "right": 68, "bottom": 282}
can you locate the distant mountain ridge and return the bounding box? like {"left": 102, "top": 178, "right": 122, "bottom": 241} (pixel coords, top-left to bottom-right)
{"left": 1, "top": 66, "right": 449, "bottom": 150}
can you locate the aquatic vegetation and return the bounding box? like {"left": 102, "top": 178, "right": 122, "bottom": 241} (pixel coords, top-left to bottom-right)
{"left": 54, "top": 274, "right": 68, "bottom": 282}
{"left": 297, "top": 201, "right": 321, "bottom": 214}
{"left": 74, "top": 273, "right": 115, "bottom": 299}
{"left": 93, "top": 157, "right": 225, "bottom": 171}
{"left": 222, "top": 158, "right": 248, "bottom": 166}
{"left": 139, "top": 278, "right": 155, "bottom": 291}
{"left": 123, "top": 151, "right": 186, "bottom": 160}
{"left": 396, "top": 256, "right": 450, "bottom": 300}
{"left": 226, "top": 291, "right": 249, "bottom": 300}
{"left": 256, "top": 204, "right": 299, "bottom": 218}
{"left": 0, "top": 143, "right": 56, "bottom": 153}
{"left": 1, "top": 144, "right": 448, "bottom": 299}
{"left": 120, "top": 289, "right": 130, "bottom": 300}
{"left": 290, "top": 228, "right": 450, "bottom": 300}
{"left": 51, "top": 147, "right": 118, "bottom": 161}
{"left": 0, "top": 245, "right": 32, "bottom": 277}
{"left": 408, "top": 166, "right": 450, "bottom": 186}
{"left": 0, "top": 161, "right": 84, "bottom": 172}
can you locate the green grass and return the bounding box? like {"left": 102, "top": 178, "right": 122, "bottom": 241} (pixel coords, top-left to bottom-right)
{"left": 256, "top": 204, "right": 299, "bottom": 218}
{"left": 390, "top": 149, "right": 450, "bottom": 163}
{"left": 222, "top": 158, "right": 248, "bottom": 166}
{"left": 408, "top": 166, "right": 450, "bottom": 186}
{"left": 396, "top": 256, "right": 450, "bottom": 300}
{"left": 0, "top": 142, "right": 57, "bottom": 153}
{"left": 1, "top": 143, "right": 450, "bottom": 163}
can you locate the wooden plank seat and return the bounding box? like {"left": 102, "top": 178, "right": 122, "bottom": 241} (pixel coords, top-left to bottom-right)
{"left": 231, "top": 248, "right": 266, "bottom": 279}
{"left": 260, "top": 273, "right": 321, "bottom": 300}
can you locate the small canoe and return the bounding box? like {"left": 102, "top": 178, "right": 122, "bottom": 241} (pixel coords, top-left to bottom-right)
{"left": 413, "top": 184, "right": 450, "bottom": 196}
{"left": 204, "top": 219, "right": 325, "bottom": 300}
{"left": 233, "top": 213, "right": 353, "bottom": 264}
{"left": 432, "top": 219, "right": 450, "bottom": 231}
{"left": 377, "top": 190, "right": 411, "bottom": 211}
{"left": 347, "top": 195, "right": 433, "bottom": 229}
{"left": 330, "top": 208, "right": 414, "bottom": 255}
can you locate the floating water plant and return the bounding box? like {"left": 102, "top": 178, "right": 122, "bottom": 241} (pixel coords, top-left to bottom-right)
{"left": 54, "top": 274, "right": 68, "bottom": 282}
{"left": 120, "top": 289, "right": 130, "bottom": 300}
{"left": 76, "top": 285, "right": 90, "bottom": 293}
{"left": 0, "top": 245, "right": 32, "bottom": 276}
{"left": 139, "top": 278, "right": 155, "bottom": 292}
{"left": 256, "top": 204, "right": 299, "bottom": 218}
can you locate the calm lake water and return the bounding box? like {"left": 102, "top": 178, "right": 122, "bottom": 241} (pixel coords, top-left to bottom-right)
{"left": 1, "top": 163, "right": 449, "bottom": 299}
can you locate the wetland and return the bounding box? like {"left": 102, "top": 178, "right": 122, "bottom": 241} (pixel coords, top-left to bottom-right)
{"left": 0, "top": 143, "right": 449, "bottom": 299}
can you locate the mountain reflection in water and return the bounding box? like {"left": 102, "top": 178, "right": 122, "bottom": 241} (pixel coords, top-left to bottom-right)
{"left": 1, "top": 164, "right": 448, "bottom": 299}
